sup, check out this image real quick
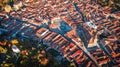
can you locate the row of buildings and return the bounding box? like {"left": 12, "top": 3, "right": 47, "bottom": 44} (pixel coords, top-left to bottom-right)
{"left": 0, "top": 0, "right": 120, "bottom": 67}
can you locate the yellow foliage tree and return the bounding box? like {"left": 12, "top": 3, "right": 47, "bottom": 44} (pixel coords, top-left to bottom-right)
{"left": 11, "top": 39, "right": 19, "bottom": 45}
{"left": 2, "top": 40, "right": 7, "bottom": 46}
{"left": 70, "top": 62, "right": 76, "bottom": 67}
{"left": 0, "top": 0, "right": 18, "bottom": 12}
{"left": 4, "top": 5, "right": 12, "bottom": 12}
{"left": 1, "top": 63, "right": 15, "bottom": 67}
{"left": 39, "top": 58, "right": 49, "bottom": 66}
{"left": 0, "top": 46, "right": 7, "bottom": 54}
